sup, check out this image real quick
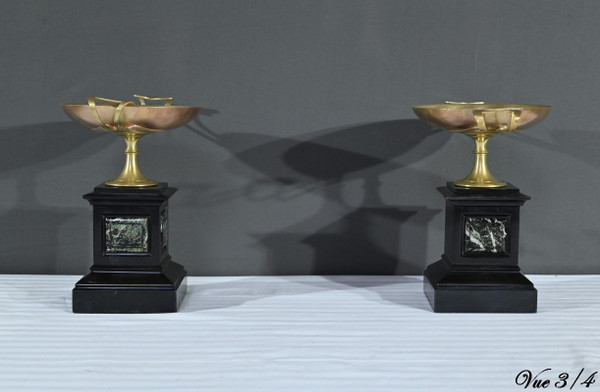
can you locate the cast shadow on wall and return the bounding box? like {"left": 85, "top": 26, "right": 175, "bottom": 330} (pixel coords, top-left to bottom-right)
{"left": 507, "top": 128, "right": 600, "bottom": 168}
{"left": 0, "top": 122, "right": 113, "bottom": 274}
{"left": 187, "top": 118, "right": 449, "bottom": 275}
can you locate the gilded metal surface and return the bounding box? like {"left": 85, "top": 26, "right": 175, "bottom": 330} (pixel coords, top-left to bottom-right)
{"left": 133, "top": 95, "right": 173, "bottom": 106}
{"left": 62, "top": 95, "right": 201, "bottom": 187}
{"left": 445, "top": 101, "right": 485, "bottom": 105}
{"left": 412, "top": 102, "right": 551, "bottom": 188}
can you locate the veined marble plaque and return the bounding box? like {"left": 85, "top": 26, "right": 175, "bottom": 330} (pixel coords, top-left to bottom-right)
{"left": 160, "top": 208, "right": 168, "bottom": 249}
{"left": 104, "top": 217, "right": 149, "bottom": 254}
{"left": 464, "top": 216, "right": 508, "bottom": 255}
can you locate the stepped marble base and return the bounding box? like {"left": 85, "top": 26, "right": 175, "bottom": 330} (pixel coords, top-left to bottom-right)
{"left": 73, "top": 260, "right": 187, "bottom": 313}
{"left": 73, "top": 183, "right": 187, "bottom": 313}
{"left": 424, "top": 183, "right": 536, "bottom": 313}
{"left": 424, "top": 258, "right": 537, "bottom": 313}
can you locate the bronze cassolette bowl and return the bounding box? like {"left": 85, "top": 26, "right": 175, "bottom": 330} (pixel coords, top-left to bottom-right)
{"left": 62, "top": 95, "right": 201, "bottom": 187}
{"left": 412, "top": 102, "right": 551, "bottom": 188}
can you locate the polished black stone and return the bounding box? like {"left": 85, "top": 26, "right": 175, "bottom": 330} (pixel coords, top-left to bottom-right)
{"left": 423, "top": 183, "right": 537, "bottom": 313}
{"left": 73, "top": 183, "right": 187, "bottom": 313}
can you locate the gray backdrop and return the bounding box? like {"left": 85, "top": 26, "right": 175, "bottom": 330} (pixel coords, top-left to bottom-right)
{"left": 0, "top": 0, "right": 598, "bottom": 275}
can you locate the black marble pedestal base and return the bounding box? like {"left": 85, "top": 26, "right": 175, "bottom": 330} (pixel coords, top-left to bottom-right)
{"left": 73, "top": 260, "right": 187, "bottom": 313}
{"left": 73, "top": 183, "right": 187, "bottom": 313}
{"left": 424, "top": 258, "right": 537, "bottom": 313}
{"left": 424, "top": 183, "right": 537, "bottom": 313}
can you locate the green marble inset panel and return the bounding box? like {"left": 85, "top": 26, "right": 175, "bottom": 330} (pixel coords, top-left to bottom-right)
{"left": 160, "top": 208, "right": 168, "bottom": 249}
{"left": 464, "top": 216, "right": 509, "bottom": 255}
{"left": 105, "top": 217, "right": 149, "bottom": 254}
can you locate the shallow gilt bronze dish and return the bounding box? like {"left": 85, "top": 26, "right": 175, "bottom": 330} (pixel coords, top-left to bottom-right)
{"left": 412, "top": 102, "right": 551, "bottom": 188}
{"left": 62, "top": 95, "right": 201, "bottom": 187}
